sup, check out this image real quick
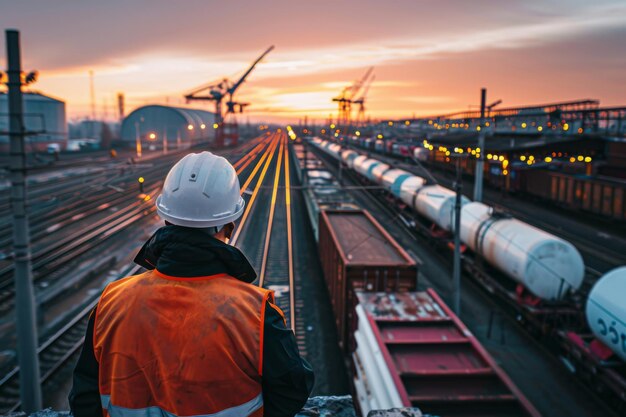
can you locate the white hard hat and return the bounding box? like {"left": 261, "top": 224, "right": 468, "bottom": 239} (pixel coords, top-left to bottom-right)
{"left": 156, "top": 151, "right": 245, "bottom": 228}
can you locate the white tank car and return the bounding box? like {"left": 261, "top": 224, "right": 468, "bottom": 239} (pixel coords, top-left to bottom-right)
{"left": 354, "top": 158, "right": 383, "bottom": 182}
{"left": 328, "top": 144, "right": 342, "bottom": 159}
{"left": 370, "top": 163, "right": 391, "bottom": 183}
{"left": 341, "top": 150, "right": 359, "bottom": 168}
{"left": 413, "top": 147, "right": 429, "bottom": 161}
{"left": 586, "top": 267, "right": 626, "bottom": 361}
{"left": 413, "top": 185, "right": 469, "bottom": 231}
{"left": 381, "top": 169, "right": 412, "bottom": 198}
{"left": 399, "top": 176, "right": 427, "bottom": 207}
{"left": 460, "top": 202, "right": 584, "bottom": 300}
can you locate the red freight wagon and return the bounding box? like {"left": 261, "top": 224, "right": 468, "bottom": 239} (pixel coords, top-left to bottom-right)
{"left": 318, "top": 209, "right": 419, "bottom": 350}
{"left": 352, "top": 290, "right": 541, "bottom": 417}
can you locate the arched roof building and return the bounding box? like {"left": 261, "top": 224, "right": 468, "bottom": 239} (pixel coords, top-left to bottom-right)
{"left": 120, "top": 105, "right": 216, "bottom": 146}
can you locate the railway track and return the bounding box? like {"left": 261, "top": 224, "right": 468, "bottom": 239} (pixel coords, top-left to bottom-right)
{"left": 0, "top": 134, "right": 274, "bottom": 412}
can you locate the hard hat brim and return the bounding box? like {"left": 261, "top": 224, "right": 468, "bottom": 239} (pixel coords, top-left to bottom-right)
{"left": 156, "top": 195, "right": 245, "bottom": 228}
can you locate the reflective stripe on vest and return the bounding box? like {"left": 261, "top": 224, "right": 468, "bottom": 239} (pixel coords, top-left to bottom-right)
{"left": 100, "top": 392, "right": 263, "bottom": 417}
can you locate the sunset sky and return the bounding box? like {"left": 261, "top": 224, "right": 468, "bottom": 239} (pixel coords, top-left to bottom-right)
{"left": 1, "top": 0, "right": 625, "bottom": 123}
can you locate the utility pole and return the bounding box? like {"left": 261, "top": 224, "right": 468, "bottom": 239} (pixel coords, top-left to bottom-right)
{"left": 452, "top": 156, "right": 463, "bottom": 316}
{"left": 89, "top": 70, "right": 96, "bottom": 120}
{"left": 473, "top": 88, "right": 486, "bottom": 202}
{"left": 6, "top": 29, "right": 43, "bottom": 412}
{"left": 163, "top": 129, "right": 168, "bottom": 154}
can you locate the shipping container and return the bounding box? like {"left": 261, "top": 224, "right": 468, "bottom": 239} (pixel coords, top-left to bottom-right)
{"left": 352, "top": 290, "right": 541, "bottom": 417}
{"left": 318, "top": 209, "right": 418, "bottom": 349}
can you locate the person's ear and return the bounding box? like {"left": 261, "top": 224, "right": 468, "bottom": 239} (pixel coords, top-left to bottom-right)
{"left": 223, "top": 222, "right": 235, "bottom": 242}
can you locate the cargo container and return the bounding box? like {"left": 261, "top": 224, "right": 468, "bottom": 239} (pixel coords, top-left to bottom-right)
{"left": 318, "top": 209, "right": 419, "bottom": 349}
{"left": 352, "top": 290, "right": 541, "bottom": 417}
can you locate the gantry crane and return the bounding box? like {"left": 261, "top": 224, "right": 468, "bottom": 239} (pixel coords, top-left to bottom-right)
{"left": 353, "top": 74, "right": 375, "bottom": 127}
{"left": 184, "top": 45, "right": 274, "bottom": 147}
{"left": 332, "top": 67, "right": 374, "bottom": 131}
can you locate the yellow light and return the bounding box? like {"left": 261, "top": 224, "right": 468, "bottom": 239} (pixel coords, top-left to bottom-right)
{"left": 334, "top": 133, "right": 339, "bottom": 137}
{"left": 502, "top": 160, "right": 509, "bottom": 169}
{"left": 138, "top": 177, "right": 145, "bottom": 183}
{"left": 563, "top": 123, "right": 569, "bottom": 131}
{"left": 213, "top": 123, "right": 219, "bottom": 129}
{"left": 520, "top": 155, "right": 526, "bottom": 161}
{"left": 487, "top": 154, "right": 493, "bottom": 160}
{"left": 577, "top": 155, "right": 584, "bottom": 161}
{"left": 187, "top": 124, "right": 194, "bottom": 130}
{"left": 428, "top": 120, "right": 433, "bottom": 125}
{"left": 423, "top": 140, "right": 428, "bottom": 145}
{"left": 287, "top": 125, "right": 292, "bottom": 131}
{"left": 405, "top": 120, "right": 410, "bottom": 125}
{"left": 485, "top": 122, "right": 490, "bottom": 127}
{"left": 538, "top": 126, "right": 543, "bottom": 132}
{"left": 355, "top": 131, "right": 361, "bottom": 136}
{"left": 148, "top": 133, "right": 156, "bottom": 140}
{"left": 569, "top": 157, "right": 576, "bottom": 163}
{"left": 330, "top": 124, "right": 336, "bottom": 129}
{"left": 277, "top": 128, "right": 282, "bottom": 132}
{"left": 476, "top": 126, "right": 481, "bottom": 131}
{"left": 545, "top": 157, "right": 552, "bottom": 163}
{"left": 584, "top": 156, "right": 592, "bottom": 163}
{"left": 476, "top": 148, "right": 481, "bottom": 153}
{"left": 503, "top": 169, "right": 508, "bottom": 176}
{"left": 521, "top": 122, "right": 527, "bottom": 128}
{"left": 377, "top": 134, "right": 383, "bottom": 139}
{"left": 388, "top": 121, "right": 393, "bottom": 126}
{"left": 529, "top": 155, "right": 535, "bottom": 161}
{"left": 144, "top": 195, "right": 151, "bottom": 201}
{"left": 578, "top": 128, "right": 583, "bottom": 134}
{"left": 200, "top": 124, "right": 206, "bottom": 129}
{"left": 446, "top": 151, "right": 451, "bottom": 156}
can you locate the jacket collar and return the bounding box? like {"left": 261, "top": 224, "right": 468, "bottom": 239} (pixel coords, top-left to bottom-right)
{"left": 134, "top": 225, "right": 257, "bottom": 283}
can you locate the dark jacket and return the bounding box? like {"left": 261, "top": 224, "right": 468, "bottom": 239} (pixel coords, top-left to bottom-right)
{"left": 69, "top": 225, "right": 314, "bottom": 417}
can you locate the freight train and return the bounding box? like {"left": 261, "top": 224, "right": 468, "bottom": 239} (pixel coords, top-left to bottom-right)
{"left": 307, "top": 137, "right": 626, "bottom": 411}
{"left": 344, "top": 134, "right": 626, "bottom": 222}
{"left": 291, "top": 142, "right": 540, "bottom": 416}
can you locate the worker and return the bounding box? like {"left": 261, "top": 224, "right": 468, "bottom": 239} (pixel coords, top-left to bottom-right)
{"left": 69, "top": 151, "right": 314, "bottom": 417}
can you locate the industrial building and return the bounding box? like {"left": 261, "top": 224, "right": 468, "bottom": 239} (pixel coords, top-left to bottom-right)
{"left": 0, "top": 91, "right": 67, "bottom": 153}
{"left": 120, "top": 105, "right": 216, "bottom": 148}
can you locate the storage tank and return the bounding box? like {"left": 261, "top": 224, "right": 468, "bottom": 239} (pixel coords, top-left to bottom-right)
{"left": 381, "top": 169, "right": 412, "bottom": 198}
{"left": 328, "top": 143, "right": 342, "bottom": 159}
{"left": 413, "top": 185, "right": 469, "bottom": 231}
{"left": 341, "top": 150, "right": 359, "bottom": 168}
{"left": 370, "top": 163, "right": 391, "bottom": 183}
{"left": 414, "top": 147, "right": 429, "bottom": 161}
{"left": 460, "top": 202, "right": 585, "bottom": 300}
{"left": 399, "top": 176, "right": 426, "bottom": 207}
{"left": 586, "top": 267, "right": 626, "bottom": 361}
{"left": 354, "top": 158, "right": 380, "bottom": 181}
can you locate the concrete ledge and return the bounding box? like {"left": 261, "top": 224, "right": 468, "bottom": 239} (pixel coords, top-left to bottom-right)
{"left": 2, "top": 396, "right": 433, "bottom": 417}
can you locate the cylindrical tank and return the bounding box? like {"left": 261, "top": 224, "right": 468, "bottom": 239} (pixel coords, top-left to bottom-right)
{"left": 414, "top": 147, "right": 429, "bottom": 162}
{"left": 413, "top": 185, "right": 469, "bottom": 231}
{"left": 354, "top": 158, "right": 380, "bottom": 181}
{"left": 399, "top": 176, "right": 426, "bottom": 206}
{"left": 586, "top": 267, "right": 626, "bottom": 361}
{"left": 370, "top": 163, "right": 391, "bottom": 183}
{"left": 341, "top": 150, "right": 359, "bottom": 168}
{"left": 460, "top": 202, "right": 585, "bottom": 300}
{"left": 328, "top": 144, "right": 341, "bottom": 159}
{"left": 381, "top": 169, "right": 412, "bottom": 198}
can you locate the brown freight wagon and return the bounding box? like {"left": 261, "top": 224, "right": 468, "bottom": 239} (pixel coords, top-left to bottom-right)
{"left": 318, "top": 209, "right": 419, "bottom": 350}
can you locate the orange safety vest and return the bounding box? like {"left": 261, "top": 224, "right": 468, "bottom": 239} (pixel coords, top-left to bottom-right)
{"left": 93, "top": 269, "right": 276, "bottom": 417}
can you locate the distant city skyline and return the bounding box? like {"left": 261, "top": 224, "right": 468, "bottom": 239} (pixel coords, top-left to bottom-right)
{"left": 2, "top": 0, "right": 625, "bottom": 123}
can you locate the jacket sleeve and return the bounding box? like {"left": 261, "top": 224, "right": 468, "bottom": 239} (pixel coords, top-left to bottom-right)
{"left": 69, "top": 308, "right": 103, "bottom": 417}
{"left": 262, "top": 301, "right": 315, "bottom": 417}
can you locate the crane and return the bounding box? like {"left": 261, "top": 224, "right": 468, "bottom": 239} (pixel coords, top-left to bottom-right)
{"left": 353, "top": 74, "right": 375, "bottom": 127}
{"left": 184, "top": 45, "right": 274, "bottom": 147}
{"left": 332, "top": 67, "right": 374, "bottom": 130}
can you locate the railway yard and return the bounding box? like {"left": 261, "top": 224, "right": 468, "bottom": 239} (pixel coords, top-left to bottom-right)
{"left": 0, "top": 127, "right": 622, "bottom": 416}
